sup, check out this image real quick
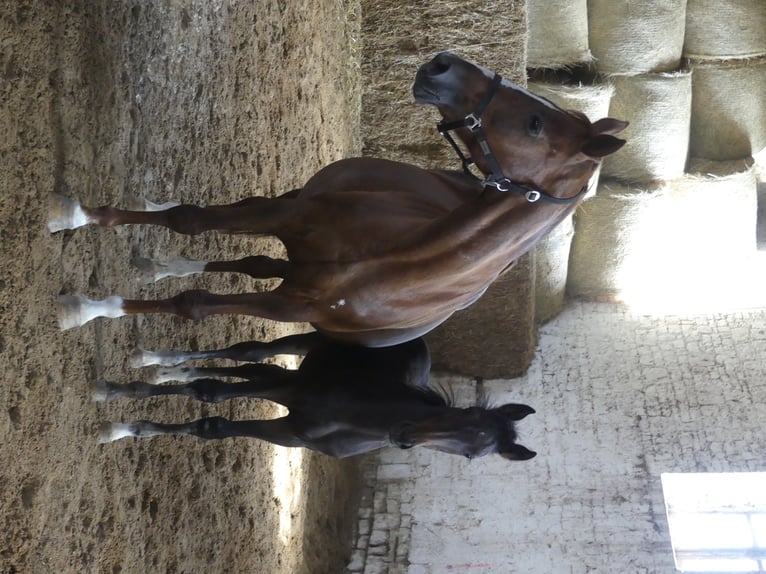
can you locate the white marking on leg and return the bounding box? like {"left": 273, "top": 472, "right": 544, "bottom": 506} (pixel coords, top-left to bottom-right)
{"left": 48, "top": 195, "right": 95, "bottom": 232}
{"left": 98, "top": 422, "right": 135, "bottom": 443}
{"left": 130, "top": 348, "right": 190, "bottom": 368}
{"left": 91, "top": 380, "right": 110, "bottom": 402}
{"left": 150, "top": 366, "right": 198, "bottom": 384}
{"left": 143, "top": 199, "right": 180, "bottom": 211}
{"left": 57, "top": 294, "right": 126, "bottom": 330}
{"left": 151, "top": 257, "right": 207, "bottom": 282}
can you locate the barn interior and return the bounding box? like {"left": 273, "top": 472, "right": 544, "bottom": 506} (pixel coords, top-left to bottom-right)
{"left": 2, "top": 1, "right": 765, "bottom": 573}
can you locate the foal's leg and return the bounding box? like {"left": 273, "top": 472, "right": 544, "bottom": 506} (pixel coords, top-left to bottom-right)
{"left": 99, "top": 416, "right": 304, "bottom": 449}
{"left": 132, "top": 254, "right": 288, "bottom": 283}
{"left": 148, "top": 363, "right": 287, "bottom": 384}
{"left": 93, "top": 375, "right": 297, "bottom": 403}
{"left": 131, "top": 332, "right": 326, "bottom": 367}
{"left": 48, "top": 193, "right": 298, "bottom": 235}
{"left": 57, "top": 288, "right": 319, "bottom": 330}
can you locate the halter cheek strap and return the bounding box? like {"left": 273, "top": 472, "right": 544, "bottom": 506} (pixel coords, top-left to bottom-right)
{"left": 437, "top": 74, "right": 587, "bottom": 205}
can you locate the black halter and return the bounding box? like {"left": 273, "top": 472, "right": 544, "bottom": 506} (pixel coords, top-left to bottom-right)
{"left": 437, "top": 73, "right": 587, "bottom": 205}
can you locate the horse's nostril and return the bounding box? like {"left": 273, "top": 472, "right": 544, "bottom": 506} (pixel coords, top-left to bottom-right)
{"left": 431, "top": 52, "right": 453, "bottom": 75}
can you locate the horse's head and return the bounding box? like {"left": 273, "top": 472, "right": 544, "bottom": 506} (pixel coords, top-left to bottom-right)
{"left": 390, "top": 403, "right": 537, "bottom": 461}
{"left": 413, "top": 52, "right": 628, "bottom": 201}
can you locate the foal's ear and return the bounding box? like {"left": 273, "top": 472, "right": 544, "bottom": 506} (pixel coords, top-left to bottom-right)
{"left": 591, "top": 117, "right": 629, "bottom": 135}
{"left": 497, "top": 403, "right": 536, "bottom": 421}
{"left": 501, "top": 444, "right": 537, "bottom": 461}
{"left": 581, "top": 134, "right": 626, "bottom": 158}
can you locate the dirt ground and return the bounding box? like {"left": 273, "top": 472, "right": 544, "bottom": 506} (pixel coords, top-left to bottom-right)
{"left": 1, "top": 2, "right": 363, "bottom": 573}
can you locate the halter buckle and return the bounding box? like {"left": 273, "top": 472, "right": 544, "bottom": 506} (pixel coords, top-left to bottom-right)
{"left": 525, "top": 190, "right": 542, "bottom": 203}
{"left": 464, "top": 113, "right": 482, "bottom": 131}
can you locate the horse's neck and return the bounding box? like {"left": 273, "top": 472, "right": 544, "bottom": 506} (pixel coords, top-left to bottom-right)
{"left": 405, "top": 173, "right": 588, "bottom": 266}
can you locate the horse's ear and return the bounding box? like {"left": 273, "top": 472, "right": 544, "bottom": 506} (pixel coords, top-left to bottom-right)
{"left": 591, "top": 117, "right": 629, "bottom": 136}
{"left": 581, "top": 134, "right": 626, "bottom": 158}
{"left": 497, "top": 403, "right": 535, "bottom": 421}
{"left": 501, "top": 444, "right": 537, "bottom": 461}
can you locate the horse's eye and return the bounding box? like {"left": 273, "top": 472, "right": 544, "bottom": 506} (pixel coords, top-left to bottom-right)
{"left": 526, "top": 113, "right": 543, "bottom": 137}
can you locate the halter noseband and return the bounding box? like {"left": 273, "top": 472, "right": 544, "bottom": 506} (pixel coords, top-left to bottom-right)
{"left": 437, "top": 73, "right": 586, "bottom": 205}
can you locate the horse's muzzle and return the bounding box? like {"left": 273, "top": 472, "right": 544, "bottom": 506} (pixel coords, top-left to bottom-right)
{"left": 413, "top": 52, "right": 465, "bottom": 106}
{"left": 390, "top": 422, "right": 417, "bottom": 449}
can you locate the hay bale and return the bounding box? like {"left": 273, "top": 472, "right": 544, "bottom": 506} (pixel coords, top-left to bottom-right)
{"left": 527, "top": 0, "right": 591, "bottom": 68}
{"left": 363, "top": 0, "right": 536, "bottom": 377}
{"left": 689, "top": 57, "right": 766, "bottom": 161}
{"left": 587, "top": 0, "right": 686, "bottom": 75}
{"left": 425, "top": 254, "right": 536, "bottom": 379}
{"left": 534, "top": 214, "right": 574, "bottom": 323}
{"left": 362, "top": 0, "right": 527, "bottom": 165}
{"left": 602, "top": 71, "right": 692, "bottom": 183}
{"left": 568, "top": 161, "right": 757, "bottom": 303}
{"left": 527, "top": 79, "right": 613, "bottom": 322}
{"left": 684, "top": 0, "right": 766, "bottom": 60}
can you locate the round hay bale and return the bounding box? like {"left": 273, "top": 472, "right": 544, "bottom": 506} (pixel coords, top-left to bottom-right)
{"left": 601, "top": 71, "right": 692, "bottom": 183}
{"left": 527, "top": 80, "right": 614, "bottom": 321}
{"left": 689, "top": 57, "right": 766, "bottom": 161}
{"left": 684, "top": 0, "right": 766, "bottom": 60}
{"left": 568, "top": 181, "right": 667, "bottom": 300}
{"left": 534, "top": 214, "right": 574, "bottom": 324}
{"left": 362, "top": 0, "right": 527, "bottom": 166}
{"left": 527, "top": 0, "right": 591, "bottom": 68}
{"left": 568, "top": 162, "right": 757, "bottom": 305}
{"left": 587, "top": 0, "right": 686, "bottom": 75}
{"left": 527, "top": 80, "right": 614, "bottom": 125}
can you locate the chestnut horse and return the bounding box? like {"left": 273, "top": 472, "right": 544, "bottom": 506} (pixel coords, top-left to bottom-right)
{"left": 96, "top": 333, "right": 536, "bottom": 460}
{"left": 51, "top": 52, "right": 627, "bottom": 346}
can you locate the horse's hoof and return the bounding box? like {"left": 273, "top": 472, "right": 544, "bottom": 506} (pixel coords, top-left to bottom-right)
{"left": 48, "top": 194, "right": 89, "bottom": 233}
{"left": 99, "top": 422, "right": 130, "bottom": 443}
{"left": 91, "top": 380, "right": 112, "bottom": 402}
{"left": 57, "top": 294, "right": 87, "bottom": 330}
{"left": 57, "top": 294, "right": 125, "bottom": 330}
{"left": 129, "top": 348, "right": 150, "bottom": 368}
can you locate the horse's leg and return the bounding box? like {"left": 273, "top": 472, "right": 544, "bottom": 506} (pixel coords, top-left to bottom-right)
{"left": 93, "top": 375, "right": 298, "bottom": 403}
{"left": 148, "top": 363, "right": 287, "bottom": 384}
{"left": 99, "top": 416, "right": 304, "bottom": 449}
{"left": 130, "top": 332, "right": 325, "bottom": 367}
{"left": 57, "top": 287, "right": 318, "bottom": 330}
{"left": 48, "top": 193, "right": 297, "bottom": 235}
{"left": 132, "top": 254, "right": 288, "bottom": 283}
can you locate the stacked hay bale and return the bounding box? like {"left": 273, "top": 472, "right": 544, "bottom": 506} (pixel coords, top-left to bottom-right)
{"left": 567, "top": 0, "right": 761, "bottom": 308}
{"left": 527, "top": 0, "right": 591, "bottom": 69}
{"left": 526, "top": 77, "right": 614, "bottom": 322}
{"left": 362, "top": 0, "right": 533, "bottom": 377}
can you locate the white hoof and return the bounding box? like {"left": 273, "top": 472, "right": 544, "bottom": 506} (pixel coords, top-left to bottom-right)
{"left": 57, "top": 294, "right": 125, "bottom": 330}
{"left": 91, "top": 380, "right": 110, "bottom": 402}
{"left": 98, "top": 422, "right": 135, "bottom": 443}
{"left": 48, "top": 194, "right": 91, "bottom": 233}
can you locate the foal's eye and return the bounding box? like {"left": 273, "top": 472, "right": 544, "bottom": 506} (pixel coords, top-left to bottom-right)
{"left": 526, "top": 113, "right": 544, "bottom": 137}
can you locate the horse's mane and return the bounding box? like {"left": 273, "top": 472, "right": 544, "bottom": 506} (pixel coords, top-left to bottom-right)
{"left": 414, "top": 382, "right": 455, "bottom": 407}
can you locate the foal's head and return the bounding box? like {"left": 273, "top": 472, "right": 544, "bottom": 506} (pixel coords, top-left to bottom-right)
{"left": 390, "top": 402, "right": 536, "bottom": 461}
{"left": 413, "top": 52, "right": 627, "bottom": 199}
